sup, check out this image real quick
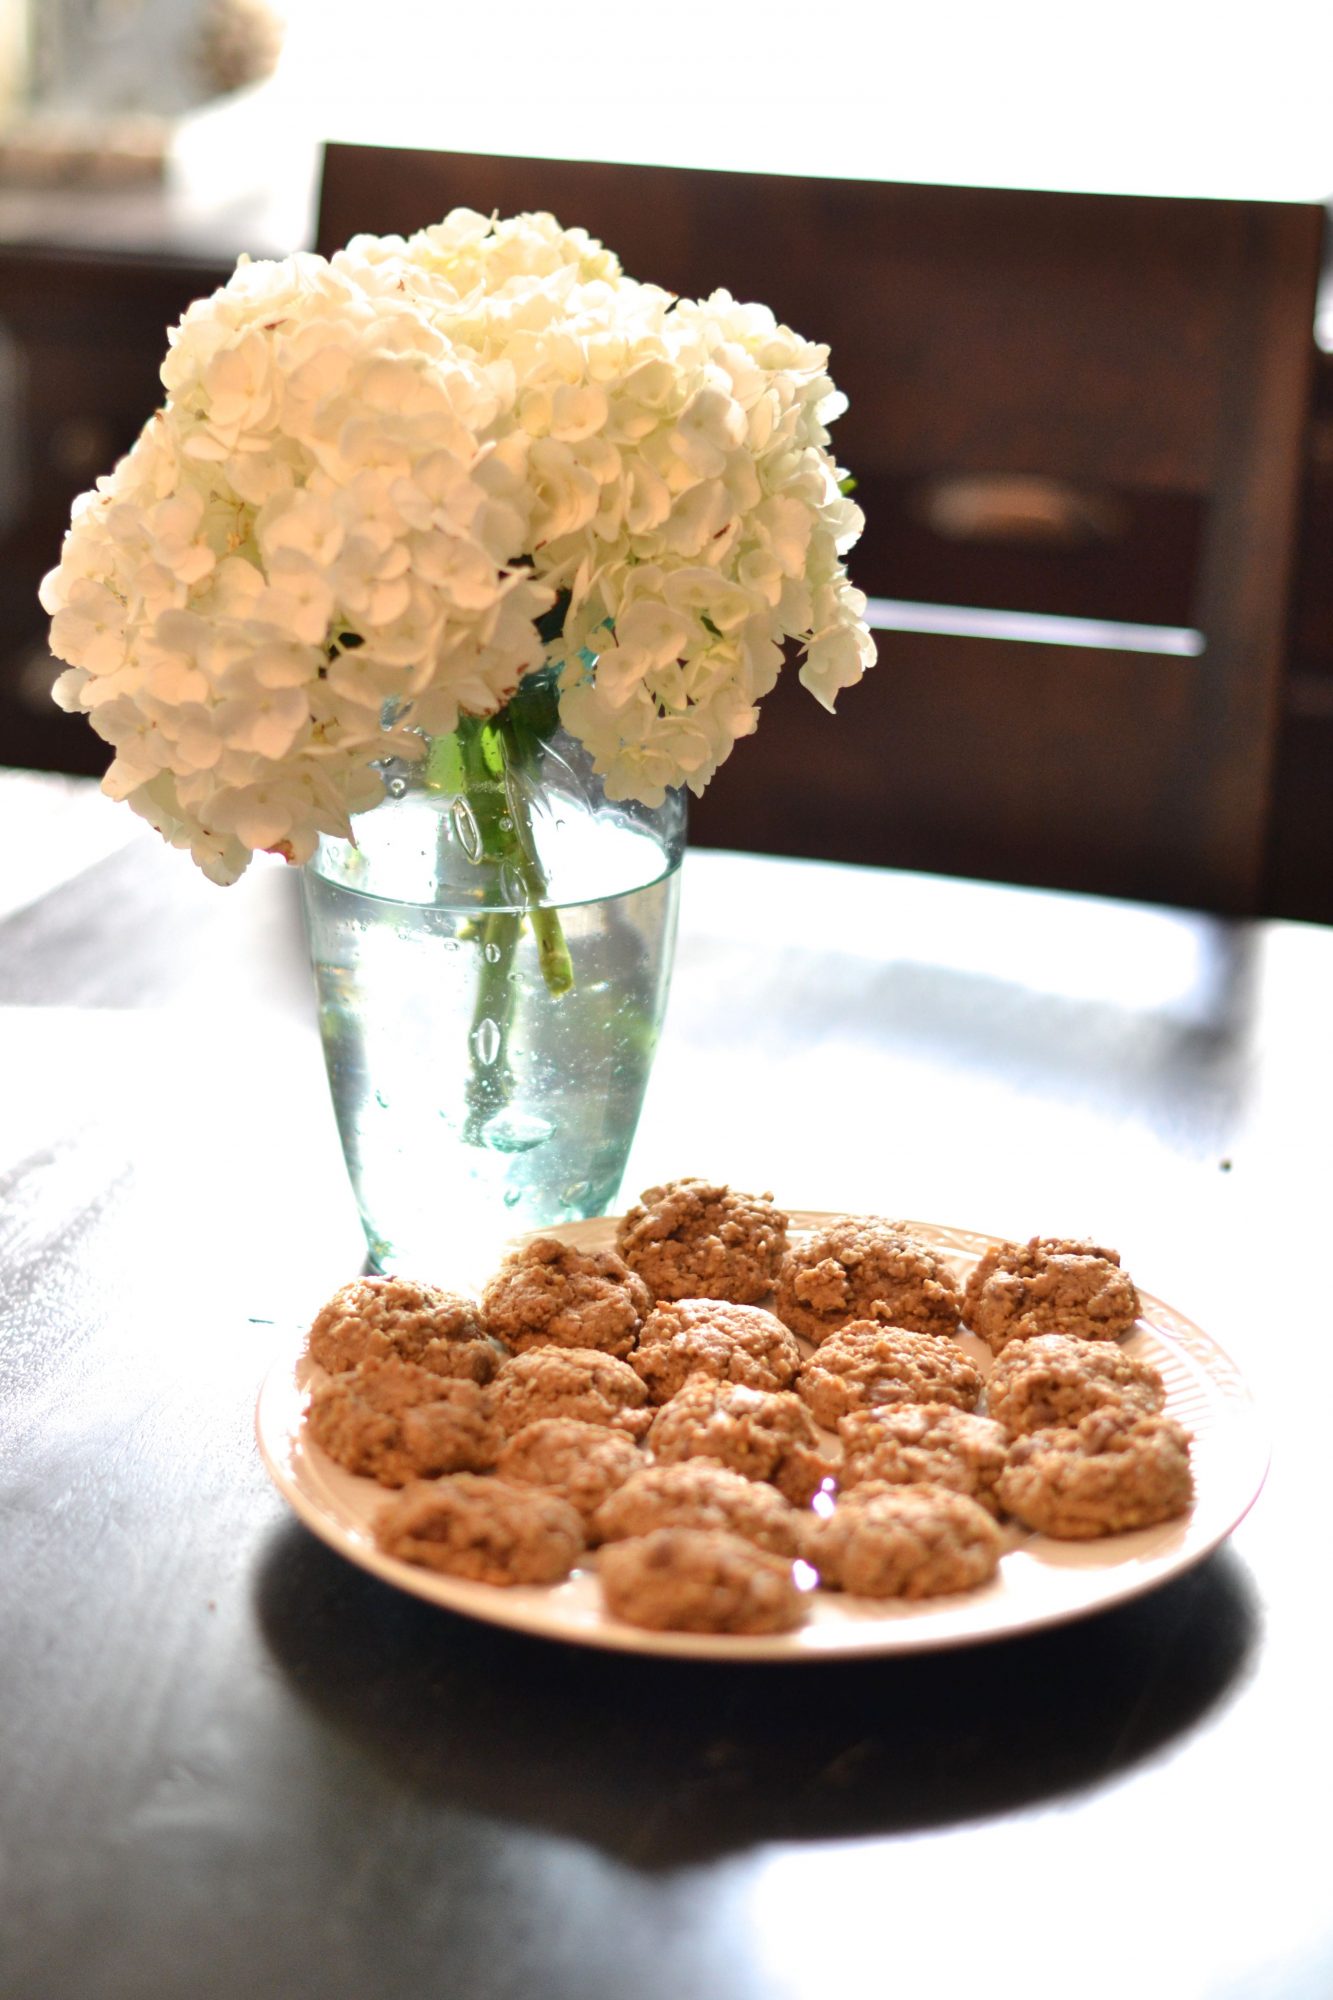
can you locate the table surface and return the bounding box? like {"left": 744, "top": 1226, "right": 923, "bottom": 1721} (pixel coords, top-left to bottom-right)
{"left": 2, "top": 767, "right": 1330, "bottom": 2000}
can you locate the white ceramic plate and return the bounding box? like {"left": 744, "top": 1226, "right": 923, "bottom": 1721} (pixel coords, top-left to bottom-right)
{"left": 255, "top": 1215, "right": 1269, "bottom": 1660}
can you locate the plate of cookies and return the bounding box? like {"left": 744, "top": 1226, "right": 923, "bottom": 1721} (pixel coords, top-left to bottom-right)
{"left": 255, "top": 1179, "right": 1269, "bottom": 1659}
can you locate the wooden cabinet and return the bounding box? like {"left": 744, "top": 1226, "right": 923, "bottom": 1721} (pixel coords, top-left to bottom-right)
{"left": 0, "top": 244, "right": 231, "bottom": 774}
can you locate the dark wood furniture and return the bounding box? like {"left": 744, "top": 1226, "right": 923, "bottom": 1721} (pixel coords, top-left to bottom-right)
{"left": 2, "top": 767, "right": 1329, "bottom": 1999}
{"left": 0, "top": 243, "right": 233, "bottom": 772}
{"left": 316, "top": 144, "right": 1326, "bottom": 917}
{"left": 1267, "top": 343, "right": 1333, "bottom": 920}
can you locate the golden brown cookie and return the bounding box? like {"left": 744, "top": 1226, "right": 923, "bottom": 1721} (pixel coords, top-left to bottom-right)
{"left": 591, "top": 1460, "right": 806, "bottom": 1556}
{"left": 629, "top": 1298, "right": 802, "bottom": 1404}
{"left": 615, "top": 1178, "right": 789, "bottom": 1303}
{"left": 837, "top": 1403, "right": 1012, "bottom": 1515}
{"left": 305, "top": 1356, "right": 498, "bottom": 1487}
{"left": 806, "top": 1482, "right": 1003, "bottom": 1598}
{"left": 963, "top": 1236, "right": 1140, "bottom": 1354}
{"left": 774, "top": 1216, "right": 963, "bottom": 1345}
{"left": 489, "top": 1347, "right": 653, "bottom": 1440}
{"left": 481, "top": 1235, "right": 651, "bottom": 1360}
{"left": 996, "top": 1408, "right": 1194, "bottom": 1538}
{"left": 307, "top": 1274, "right": 501, "bottom": 1382}
{"left": 646, "top": 1379, "right": 833, "bottom": 1505}
{"left": 494, "top": 1417, "right": 644, "bottom": 1525}
{"left": 374, "top": 1474, "right": 585, "bottom": 1584}
{"left": 599, "top": 1527, "right": 809, "bottom": 1634}
{"left": 796, "top": 1321, "right": 983, "bottom": 1428}
{"left": 985, "top": 1332, "right": 1165, "bottom": 1436}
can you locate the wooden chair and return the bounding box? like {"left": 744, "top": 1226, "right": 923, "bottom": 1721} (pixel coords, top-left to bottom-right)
{"left": 317, "top": 142, "right": 1325, "bottom": 913}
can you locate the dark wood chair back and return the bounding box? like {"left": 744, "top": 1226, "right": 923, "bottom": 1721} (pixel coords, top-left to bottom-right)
{"left": 317, "top": 142, "right": 1324, "bottom": 912}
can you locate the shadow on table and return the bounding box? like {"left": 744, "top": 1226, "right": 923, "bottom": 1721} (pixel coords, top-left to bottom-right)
{"left": 255, "top": 1522, "right": 1257, "bottom": 1865}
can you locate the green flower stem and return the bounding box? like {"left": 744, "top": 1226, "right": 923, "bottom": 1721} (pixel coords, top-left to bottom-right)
{"left": 461, "top": 908, "right": 522, "bottom": 1134}
{"left": 424, "top": 695, "right": 573, "bottom": 1143}
{"left": 509, "top": 847, "right": 574, "bottom": 995}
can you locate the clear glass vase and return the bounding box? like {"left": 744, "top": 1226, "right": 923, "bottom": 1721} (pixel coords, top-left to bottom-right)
{"left": 300, "top": 687, "right": 687, "bottom": 1276}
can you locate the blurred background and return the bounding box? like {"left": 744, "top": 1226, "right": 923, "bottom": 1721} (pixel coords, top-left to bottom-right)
{"left": 2, "top": 0, "right": 1331, "bottom": 918}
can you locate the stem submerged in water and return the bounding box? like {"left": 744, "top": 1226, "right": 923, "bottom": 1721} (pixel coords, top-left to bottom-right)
{"left": 457, "top": 909, "right": 521, "bottom": 1139}
{"left": 424, "top": 697, "right": 573, "bottom": 1144}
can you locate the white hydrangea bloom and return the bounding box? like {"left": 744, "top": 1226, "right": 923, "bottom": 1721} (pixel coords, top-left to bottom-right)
{"left": 46, "top": 211, "right": 875, "bottom": 879}
{"left": 43, "top": 252, "right": 551, "bottom": 881}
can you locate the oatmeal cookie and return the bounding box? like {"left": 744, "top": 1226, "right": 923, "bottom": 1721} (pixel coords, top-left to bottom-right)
{"left": 305, "top": 1356, "right": 498, "bottom": 1487}
{"left": 996, "top": 1407, "right": 1194, "bottom": 1538}
{"left": 481, "top": 1235, "right": 651, "bottom": 1361}
{"left": 837, "top": 1403, "right": 1011, "bottom": 1515}
{"left": 986, "top": 1332, "right": 1166, "bottom": 1436}
{"left": 615, "top": 1178, "right": 788, "bottom": 1303}
{"left": 796, "top": 1321, "right": 983, "bottom": 1428}
{"left": 646, "top": 1379, "right": 833, "bottom": 1505}
{"left": 374, "top": 1474, "right": 585, "bottom": 1585}
{"left": 489, "top": 1347, "right": 652, "bottom": 1441}
{"left": 963, "top": 1236, "right": 1140, "bottom": 1354}
{"left": 774, "top": 1216, "right": 963, "bottom": 1345}
{"left": 599, "top": 1527, "right": 808, "bottom": 1635}
{"left": 592, "top": 1461, "right": 805, "bottom": 1557}
{"left": 494, "top": 1418, "right": 644, "bottom": 1525}
{"left": 630, "top": 1298, "right": 802, "bottom": 1404}
{"left": 307, "top": 1274, "right": 501, "bottom": 1383}
{"left": 807, "top": 1483, "right": 1003, "bottom": 1598}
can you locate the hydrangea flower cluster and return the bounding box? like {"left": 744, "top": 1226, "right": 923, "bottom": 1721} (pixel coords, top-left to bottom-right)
{"left": 42, "top": 209, "right": 875, "bottom": 882}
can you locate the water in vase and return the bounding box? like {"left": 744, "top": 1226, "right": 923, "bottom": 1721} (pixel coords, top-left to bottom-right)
{"left": 302, "top": 795, "right": 682, "bottom": 1276}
